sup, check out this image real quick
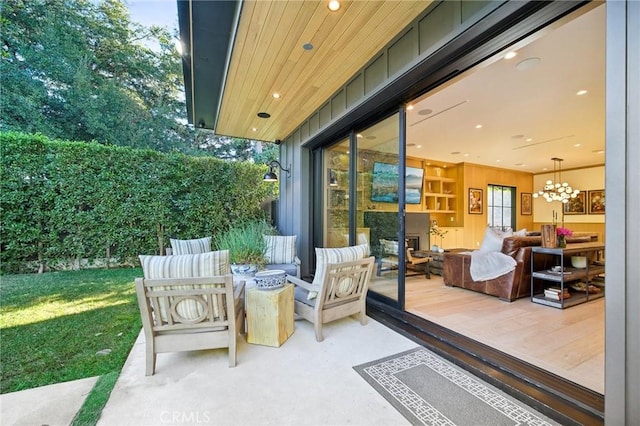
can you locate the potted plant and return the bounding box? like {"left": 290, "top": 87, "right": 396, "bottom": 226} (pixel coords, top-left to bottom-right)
{"left": 214, "top": 220, "right": 276, "bottom": 276}
{"left": 429, "top": 224, "right": 448, "bottom": 252}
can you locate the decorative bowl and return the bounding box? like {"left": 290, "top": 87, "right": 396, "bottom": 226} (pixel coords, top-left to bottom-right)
{"left": 571, "top": 256, "right": 587, "bottom": 269}
{"left": 254, "top": 269, "right": 286, "bottom": 290}
{"left": 230, "top": 264, "right": 259, "bottom": 277}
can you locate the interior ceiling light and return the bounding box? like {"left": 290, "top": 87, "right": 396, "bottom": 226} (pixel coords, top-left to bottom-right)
{"left": 406, "top": 105, "right": 414, "bottom": 110}
{"left": 327, "top": 0, "right": 340, "bottom": 11}
{"left": 475, "top": 124, "right": 483, "bottom": 129}
{"left": 574, "top": 143, "right": 582, "bottom": 147}
{"left": 515, "top": 57, "right": 541, "bottom": 71}
{"left": 576, "top": 89, "right": 588, "bottom": 96}
{"left": 272, "top": 93, "right": 281, "bottom": 99}
{"left": 416, "top": 145, "right": 422, "bottom": 149}
{"left": 302, "top": 43, "right": 313, "bottom": 51}
{"left": 504, "top": 51, "right": 517, "bottom": 60}
{"left": 533, "top": 157, "right": 579, "bottom": 203}
{"left": 257, "top": 112, "right": 271, "bottom": 118}
{"left": 356, "top": 134, "right": 363, "bottom": 138}
{"left": 252, "top": 127, "right": 257, "bottom": 132}
{"left": 593, "top": 149, "right": 605, "bottom": 154}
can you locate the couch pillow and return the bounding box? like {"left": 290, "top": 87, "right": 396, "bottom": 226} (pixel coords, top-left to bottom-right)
{"left": 309, "top": 244, "right": 369, "bottom": 299}
{"left": 170, "top": 236, "right": 212, "bottom": 255}
{"left": 513, "top": 228, "right": 527, "bottom": 237}
{"left": 479, "top": 228, "right": 513, "bottom": 252}
{"left": 264, "top": 235, "right": 296, "bottom": 264}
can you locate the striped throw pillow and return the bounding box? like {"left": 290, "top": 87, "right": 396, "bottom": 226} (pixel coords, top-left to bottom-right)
{"left": 308, "top": 244, "right": 369, "bottom": 299}
{"left": 264, "top": 235, "right": 296, "bottom": 264}
{"left": 138, "top": 251, "right": 230, "bottom": 321}
{"left": 169, "top": 236, "right": 212, "bottom": 255}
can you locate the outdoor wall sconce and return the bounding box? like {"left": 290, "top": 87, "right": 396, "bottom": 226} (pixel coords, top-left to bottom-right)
{"left": 263, "top": 160, "right": 291, "bottom": 182}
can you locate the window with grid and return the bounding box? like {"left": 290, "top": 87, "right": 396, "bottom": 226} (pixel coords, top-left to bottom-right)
{"left": 487, "top": 185, "right": 516, "bottom": 231}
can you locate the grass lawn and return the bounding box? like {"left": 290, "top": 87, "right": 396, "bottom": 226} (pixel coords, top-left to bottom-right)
{"left": 0, "top": 268, "right": 142, "bottom": 394}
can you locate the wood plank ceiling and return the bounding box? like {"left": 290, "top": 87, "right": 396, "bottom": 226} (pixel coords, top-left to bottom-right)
{"left": 216, "top": 0, "right": 432, "bottom": 142}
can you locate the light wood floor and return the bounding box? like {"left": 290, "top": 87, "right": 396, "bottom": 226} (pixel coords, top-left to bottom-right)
{"left": 369, "top": 274, "right": 604, "bottom": 394}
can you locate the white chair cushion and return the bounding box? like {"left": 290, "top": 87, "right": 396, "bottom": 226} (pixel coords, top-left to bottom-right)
{"left": 139, "top": 251, "right": 230, "bottom": 321}
{"left": 169, "top": 237, "right": 212, "bottom": 255}
{"left": 264, "top": 235, "right": 296, "bottom": 264}
{"left": 308, "top": 244, "right": 369, "bottom": 299}
{"left": 139, "top": 250, "right": 230, "bottom": 278}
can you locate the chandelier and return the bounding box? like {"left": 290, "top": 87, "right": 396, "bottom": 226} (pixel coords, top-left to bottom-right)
{"left": 533, "top": 157, "right": 579, "bottom": 203}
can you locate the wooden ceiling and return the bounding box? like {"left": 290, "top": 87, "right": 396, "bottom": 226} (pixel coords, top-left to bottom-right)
{"left": 216, "top": 0, "right": 432, "bottom": 142}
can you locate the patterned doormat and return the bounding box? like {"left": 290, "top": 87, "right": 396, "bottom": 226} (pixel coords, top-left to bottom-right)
{"left": 354, "top": 347, "right": 560, "bottom": 426}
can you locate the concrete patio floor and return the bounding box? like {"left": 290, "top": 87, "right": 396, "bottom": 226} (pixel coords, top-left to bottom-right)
{"left": 98, "top": 316, "right": 416, "bottom": 425}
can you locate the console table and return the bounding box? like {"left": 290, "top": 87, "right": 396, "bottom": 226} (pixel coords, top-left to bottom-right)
{"left": 531, "top": 242, "right": 605, "bottom": 309}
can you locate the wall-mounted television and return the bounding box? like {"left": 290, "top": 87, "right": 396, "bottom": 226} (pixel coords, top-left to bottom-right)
{"left": 370, "top": 162, "right": 424, "bottom": 204}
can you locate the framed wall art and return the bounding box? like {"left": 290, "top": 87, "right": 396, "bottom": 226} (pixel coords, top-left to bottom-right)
{"left": 563, "top": 192, "right": 586, "bottom": 215}
{"left": 468, "top": 188, "right": 483, "bottom": 214}
{"left": 521, "top": 192, "right": 532, "bottom": 215}
{"left": 588, "top": 189, "right": 605, "bottom": 214}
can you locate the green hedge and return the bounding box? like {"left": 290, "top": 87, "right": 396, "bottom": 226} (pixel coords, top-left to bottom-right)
{"left": 0, "top": 132, "right": 277, "bottom": 273}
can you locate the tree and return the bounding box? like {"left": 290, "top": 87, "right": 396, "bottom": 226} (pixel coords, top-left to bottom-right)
{"left": 1, "top": 0, "right": 193, "bottom": 152}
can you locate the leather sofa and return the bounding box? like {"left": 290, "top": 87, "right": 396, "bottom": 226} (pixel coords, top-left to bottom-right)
{"left": 443, "top": 234, "right": 595, "bottom": 302}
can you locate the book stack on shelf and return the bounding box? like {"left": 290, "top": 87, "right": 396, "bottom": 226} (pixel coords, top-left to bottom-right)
{"left": 544, "top": 287, "right": 571, "bottom": 300}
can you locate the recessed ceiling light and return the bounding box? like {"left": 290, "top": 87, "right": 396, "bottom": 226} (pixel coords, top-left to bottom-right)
{"left": 542, "top": 167, "right": 549, "bottom": 171}
{"left": 302, "top": 43, "right": 313, "bottom": 51}
{"left": 442, "top": 165, "right": 447, "bottom": 168}
{"left": 515, "top": 57, "right": 541, "bottom": 71}
{"left": 504, "top": 51, "right": 517, "bottom": 60}
{"left": 526, "top": 138, "right": 533, "bottom": 142}
{"left": 272, "top": 93, "right": 281, "bottom": 99}
{"left": 416, "top": 145, "right": 422, "bottom": 149}
{"left": 463, "top": 153, "right": 469, "bottom": 157}
{"left": 496, "top": 159, "right": 501, "bottom": 163}
{"left": 252, "top": 127, "right": 257, "bottom": 132}
{"left": 418, "top": 109, "right": 433, "bottom": 116}
{"left": 327, "top": 0, "right": 340, "bottom": 11}
{"left": 593, "top": 149, "right": 605, "bottom": 154}
{"left": 576, "top": 90, "right": 588, "bottom": 96}
{"left": 426, "top": 162, "right": 431, "bottom": 166}
{"left": 574, "top": 143, "right": 582, "bottom": 147}
{"left": 356, "top": 134, "right": 363, "bottom": 138}
{"left": 475, "top": 124, "right": 483, "bottom": 129}
{"left": 406, "top": 105, "right": 414, "bottom": 110}
{"left": 257, "top": 112, "right": 271, "bottom": 118}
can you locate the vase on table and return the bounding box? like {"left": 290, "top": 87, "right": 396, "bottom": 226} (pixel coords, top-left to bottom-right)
{"left": 557, "top": 235, "right": 566, "bottom": 248}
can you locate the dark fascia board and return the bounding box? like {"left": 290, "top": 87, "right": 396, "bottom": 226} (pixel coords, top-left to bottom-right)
{"left": 177, "top": 0, "right": 241, "bottom": 130}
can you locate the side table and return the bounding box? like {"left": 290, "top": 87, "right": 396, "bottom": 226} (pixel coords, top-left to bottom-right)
{"left": 246, "top": 284, "right": 295, "bottom": 347}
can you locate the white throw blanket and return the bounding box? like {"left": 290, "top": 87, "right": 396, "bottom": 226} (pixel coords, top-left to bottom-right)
{"left": 468, "top": 250, "right": 517, "bottom": 282}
